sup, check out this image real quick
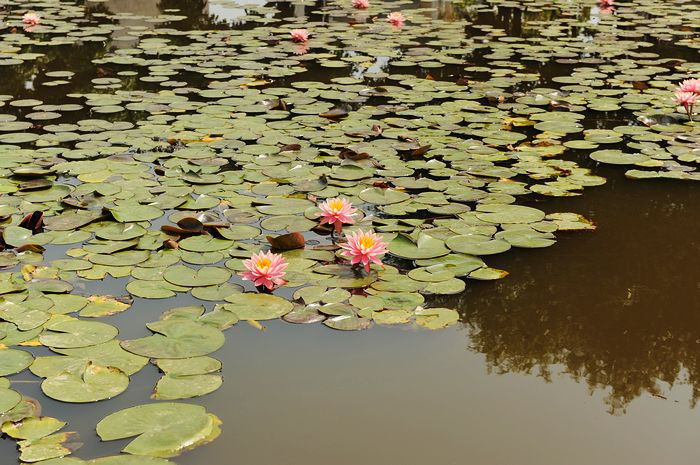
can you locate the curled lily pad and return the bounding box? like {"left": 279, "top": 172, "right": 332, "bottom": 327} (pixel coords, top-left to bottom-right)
{"left": 415, "top": 307, "right": 459, "bottom": 329}
{"left": 2, "top": 416, "right": 65, "bottom": 440}
{"left": 153, "top": 374, "right": 222, "bottom": 400}
{"left": 80, "top": 295, "right": 131, "bottom": 317}
{"left": 96, "top": 403, "right": 221, "bottom": 458}
{"left": 323, "top": 314, "right": 371, "bottom": 331}
{"left": 282, "top": 305, "right": 327, "bottom": 324}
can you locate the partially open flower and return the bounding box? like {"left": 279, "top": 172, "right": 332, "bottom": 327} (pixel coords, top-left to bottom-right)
{"left": 674, "top": 90, "right": 697, "bottom": 121}
{"left": 353, "top": 0, "right": 370, "bottom": 9}
{"left": 674, "top": 90, "right": 697, "bottom": 108}
{"left": 290, "top": 29, "right": 309, "bottom": 43}
{"left": 339, "top": 229, "right": 387, "bottom": 273}
{"left": 240, "top": 251, "right": 288, "bottom": 290}
{"left": 386, "top": 12, "right": 406, "bottom": 26}
{"left": 318, "top": 197, "right": 356, "bottom": 233}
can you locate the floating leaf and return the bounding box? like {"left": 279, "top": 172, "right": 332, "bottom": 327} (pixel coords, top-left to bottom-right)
{"left": 96, "top": 403, "right": 221, "bottom": 458}
{"left": 121, "top": 320, "right": 225, "bottom": 359}
{"left": 223, "top": 293, "right": 293, "bottom": 320}
{"left": 41, "top": 364, "right": 129, "bottom": 403}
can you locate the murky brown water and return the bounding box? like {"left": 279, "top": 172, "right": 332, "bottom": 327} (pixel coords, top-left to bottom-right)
{"left": 1, "top": 0, "right": 699, "bottom": 464}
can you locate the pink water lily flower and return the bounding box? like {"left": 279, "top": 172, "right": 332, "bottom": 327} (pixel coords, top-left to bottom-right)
{"left": 678, "top": 78, "right": 700, "bottom": 94}
{"left": 387, "top": 12, "right": 405, "bottom": 26}
{"left": 353, "top": 0, "right": 370, "bottom": 9}
{"left": 339, "top": 229, "right": 388, "bottom": 273}
{"left": 240, "top": 251, "right": 288, "bottom": 290}
{"left": 22, "top": 12, "right": 41, "bottom": 26}
{"left": 597, "top": 0, "right": 614, "bottom": 7}
{"left": 290, "top": 29, "right": 309, "bottom": 43}
{"left": 674, "top": 90, "right": 697, "bottom": 121}
{"left": 318, "top": 197, "right": 356, "bottom": 233}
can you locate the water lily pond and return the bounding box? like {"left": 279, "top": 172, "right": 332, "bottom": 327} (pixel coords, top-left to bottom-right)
{"left": 0, "top": 0, "right": 698, "bottom": 463}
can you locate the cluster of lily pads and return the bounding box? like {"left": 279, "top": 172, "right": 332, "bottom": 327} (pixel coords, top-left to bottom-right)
{"left": 0, "top": 0, "right": 698, "bottom": 462}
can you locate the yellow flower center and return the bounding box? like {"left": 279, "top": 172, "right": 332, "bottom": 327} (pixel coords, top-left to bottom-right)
{"left": 328, "top": 198, "right": 343, "bottom": 212}
{"left": 256, "top": 257, "right": 271, "bottom": 271}
{"left": 359, "top": 235, "right": 375, "bottom": 249}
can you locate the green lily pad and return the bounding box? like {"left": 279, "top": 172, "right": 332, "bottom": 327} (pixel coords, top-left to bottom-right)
{"left": 96, "top": 403, "right": 221, "bottom": 458}
{"left": 415, "top": 307, "right": 459, "bottom": 329}
{"left": 153, "top": 374, "right": 222, "bottom": 400}
{"left": 42, "top": 363, "right": 129, "bottom": 403}
{"left": 40, "top": 317, "right": 118, "bottom": 349}
{"left": 388, "top": 233, "right": 449, "bottom": 260}
{"left": 163, "top": 265, "right": 231, "bottom": 287}
{"left": 0, "top": 348, "right": 34, "bottom": 376}
{"left": 223, "top": 293, "right": 293, "bottom": 320}
{"left": 445, "top": 234, "right": 511, "bottom": 255}
{"left": 121, "top": 320, "right": 225, "bottom": 359}
{"left": 109, "top": 205, "right": 164, "bottom": 223}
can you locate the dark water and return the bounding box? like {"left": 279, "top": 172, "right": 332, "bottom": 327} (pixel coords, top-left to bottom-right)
{"left": 1, "top": 0, "right": 700, "bottom": 464}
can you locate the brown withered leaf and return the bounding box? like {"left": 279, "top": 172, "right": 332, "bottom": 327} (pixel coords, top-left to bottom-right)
{"left": 319, "top": 108, "right": 349, "bottom": 119}
{"left": 411, "top": 145, "right": 431, "bottom": 157}
{"left": 177, "top": 217, "right": 204, "bottom": 233}
{"left": 163, "top": 239, "right": 179, "bottom": 250}
{"left": 18, "top": 179, "right": 52, "bottom": 191}
{"left": 339, "top": 148, "right": 370, "bottom": 160}
{"left": 18, "top": 211, "right": 43, "bottom": 234}
{"left": 279, "top": 143, "right": 301, "bottom": 152}
{"left": 16, "top": 244, "right": 45, "bottom": 253}
{"left": 267, "top": 232, "right": 305, "bottom": 251}
{"left": 161, "top": 225, "right": 192, "bottom": 236}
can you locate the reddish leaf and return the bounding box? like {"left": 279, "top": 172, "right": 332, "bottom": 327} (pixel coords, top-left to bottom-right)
{"left": 411, "top": 145, "right": 432, "bottom": 157}
{"left": 177, "top": 217, "right": 204, "bottom": 232}
{"left": 338, "top": 148, "right": 370, "bottom": 160}
{"left": 163, "top": 239, "right": 179, "bottom": 250}
{"left": 16, "top": 243, "right": 45, "bottom": 253}
{"left": 267, "top": 232, "right": 305, "bottom": 251}
{"left": 18, "top": 211, "right": 43, "bottom": 234}
{"left": 319, "top": 108, "right": 348, "bottom": 119}
{"left": 161, "top": 225, "right": 192, "bottom": 236}
{"left": 279, "top": 143, "right": 301, "bottom": 152}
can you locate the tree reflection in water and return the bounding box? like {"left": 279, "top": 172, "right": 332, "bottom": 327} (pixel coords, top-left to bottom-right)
{"left": 432, "top": 177, "right": 700, "bottom": 414}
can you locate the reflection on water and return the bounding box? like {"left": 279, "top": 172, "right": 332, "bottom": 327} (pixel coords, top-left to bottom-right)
{"left": 437, "top": 169, "right": 700, "bottom": 414}
{"left": 1, "top": 0, "right": 699, "bottom": 463}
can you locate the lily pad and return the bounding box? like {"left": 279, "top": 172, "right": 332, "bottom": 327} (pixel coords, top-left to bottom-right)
{"left": 96, "top": 403, "right": 221, "bottom": 457}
